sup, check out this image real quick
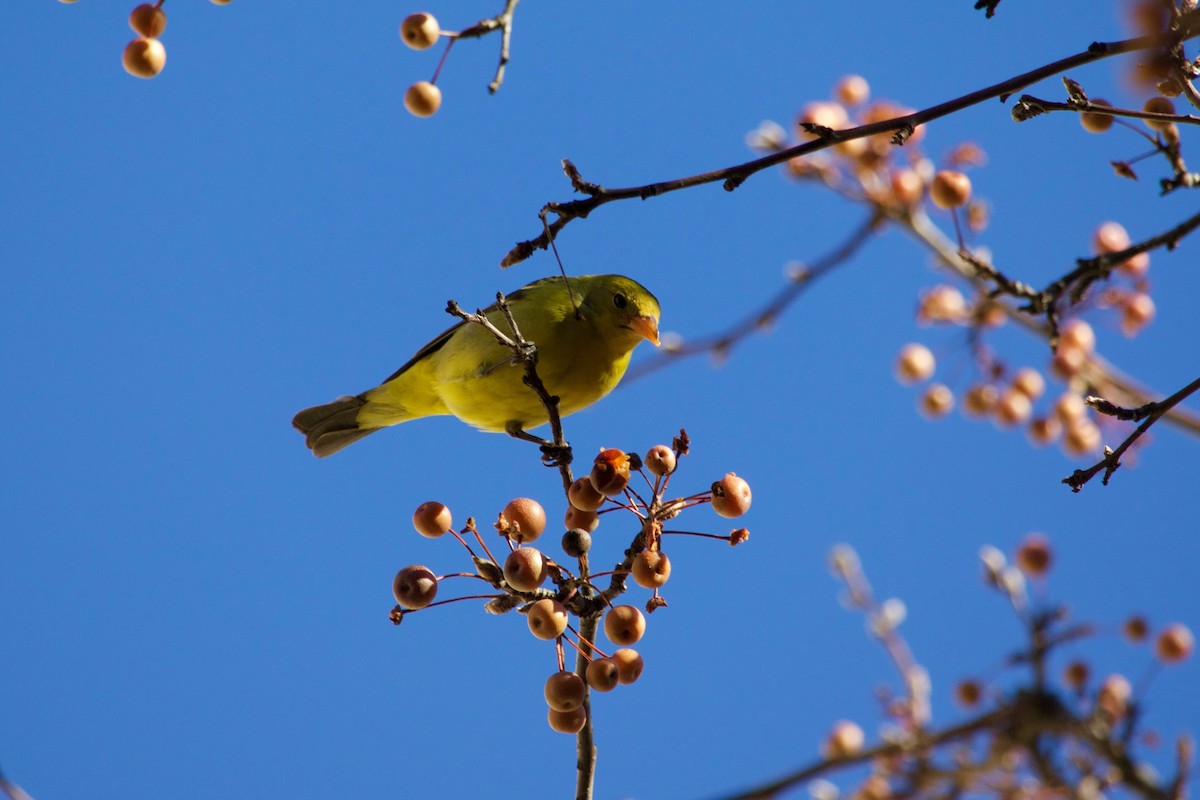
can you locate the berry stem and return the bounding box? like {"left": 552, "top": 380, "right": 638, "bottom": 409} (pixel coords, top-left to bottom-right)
{"left": 565, "top": 623, "right": 609, "bottom": 660}
{"left": 662, "top": 528, "right": 739, "bottom": 542}
{"left": 430, "top": 36, "right": 456, "bottom": 85}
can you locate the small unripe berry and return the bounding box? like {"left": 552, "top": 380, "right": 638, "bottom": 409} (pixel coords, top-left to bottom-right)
{"left": 562, "top": 528, "right": 592, "bottom": 558}
{"left": 400, "top": 12, "right": 440, "bottom": 50}
{"left": 547, "top": 706, "right": 587, "bottom": 734}
{"left": 544, "top": 670, "right": 586, "bottom": 711}
{"left": 1143, "top": 96, "right": 1175, "bottom": 131}
{"left": 994, "top": 388, "right": 1033, "bottom": 428}
{"left": 963, "top": 384, "right": 999, "bottom": 418}
{"left": 412, "top": 501, "right": 451, "bottom": 538}
{"left": 1155, "top": 623, "right": 1194, "bottom": 663}
{"left": 1064, "top": 660, "right": 1090, "bottom": 691}
{"left": 590, "top": 448, "right": 631, "bottom": 496}
{"left": 895, "top": 343, "right": 935, "bottom": 384}
{"left": 564, "top": 505, "right": 599, "bottom": 533}
{"left": 604, "top": 605, "right": 646, "bottom": 646}
{"left": 710, "top": 473, "right": 752, "bottom": 518}
{"left": 822, "top": 720, "right": 865, "bottom": 759}
{"left": 1123, "top": 615, "right": 1149, "bottom": 642}
{"left": 930, "top": 170, "right": 971, "bottom": 209}
{"left": 122, "top": 37, "right": 166, "bottom": 79}
{"left": 643, "top": 445, "right": 677, "bottom": 477}
{"left": 500, "top": 498, "right": 546, "bottom": 543}
{"left": 919, "top": 383, "right": 954, "bottom": 418}
{"left": 1015, "top": 533, "right": 1052, "bottom": 577}
{"left": 526, "top": 598, "right": 568, "bottom": 640}
{"left": 568, "top": 476, "right": 605, "bottom": 512}
{"left": 1011, "top": 367, "right": 1045, "bottom": 401}
{"left": 835, "top": 74, "right": 870, "bottom": 106}
{"left": 1080, "top": 99, "right": 1114, "bottom": 133}
{"left": 404, "top": 81, "right": 442, "bottom": 118}
{"left": 129, "top": 4, "right": 167, "bottom": 37}
{"left": 503, "top": 547, "right": 547, "bottom": 592}
{"left": 631, "top": 550, "right": 672, "bottom": 589}
{"left": 612, "top": 648, "right": 644, "bottom": 684}
{"left": 585, "top": 657, "right": 619, "bottom": 692}
{"left": 392, "top": 564, "right": 438, "bottom": 609}
{"left": 955, "top": 680, "right": 983, "bottom": 707}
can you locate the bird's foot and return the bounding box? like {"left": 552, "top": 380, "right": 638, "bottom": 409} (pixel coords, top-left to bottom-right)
{"left": 540, "top": 442, "right": 573, "bottom": 468}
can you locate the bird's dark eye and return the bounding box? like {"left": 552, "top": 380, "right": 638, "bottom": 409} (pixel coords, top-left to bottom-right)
{"left": 612, "top": 293, "right": 628, "bottom": 309}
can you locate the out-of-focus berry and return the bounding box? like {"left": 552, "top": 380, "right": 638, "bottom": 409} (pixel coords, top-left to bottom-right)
{"left": 503, "top": 547, "right": 547, "bottom": 592}
{"left": 392, "top": 565, "right": 438, "bottom": 609}
{"left": 1064, "top": 660, "right": 1089, "bottom": 691}
{"left": 400, "top": 12, "right": 440, "bottom": 50}
{"left": 562, "top": 528, "right": 592, "bottom": 558}
{"left": 122, "top": 37, "right": 166, "bottom": 78}
{"left": 1156, "top": 623, "right": 1195, "bottom": 663}
{"left": 612, "top": 648, "right": 644, "bottom": 684}
{"left": 1097, "top": 674, "right": 1131, "bottom": 719}
{"left": 412, "top": 501, "right": 451, "bottom": 538}
{"left": 585, "top": 657, "right": 619, "bottom": 692}
{"left": 1094, "top": 222, "right": 1131, "bottom": 255}
{"left": 1015, "top": 533, "right": 1052, "bottom": 577}
{"left": 604, "top": 605, "right": 646, "bottom": 646}
{"left": 994, "top": 389, "right": 1033, "bottom": 428}
{"left": 895, "top": 343, "right": 935, "bottom": 384}
{"left": 632, "top": 550, "right": 672, "bottom": 589}
{"left": 500, "top": 498, "right": 547, "bottom": 543}
{"left": 920, "top": 383, "right": 954, "bottom": 418}
{"left": 129, "top": 4, "right": 167, "bottom": 37}
{"left": 1051, "top": 344, "right": 1087, "bottom": 379}
{"left": 963, "top": 384, "right": 999, "bottom": 418}
{"left": 835, "top": 74, "right": 870, "bottom": 106}
{"left": 404, "top": 81, "right": 442, "bottom": 117}
{"left": 643, "top": 445, "right": 677, "bottom": 477}
{"left": 1060, "top": 319, "right": 1096, "bottom": 353}
{"left": 918, "top": 285, "right": 966, "bottom": 324}
{"left": 547, "top": 706, "right": 587, "bottom": 734}
{"left": 930, "top": 170, "right": 971, "bottom": 209}
{"left": 1121, "top": 292, "right": 1156, "bottom": 335}
{"left": 1123, "top": 615, "right": 1150, "bottom": 643}
{"left": 1119, "top": 251, "right": 1150, "bottom": 278}
{"left": 955, "top": 680, "right": 983, "bottom": 707}
{"left": 1063, "top": 419, "right": 1102, "bottom": 457}
{"left": 710, "top": 473, "right": 752, "bottom": 518}
{"left": 527, "top": 598, "right": 568, "bottom": 640}
{"left": 1011, "top": 367, "right": 1045, "bottom": 401}
{"left": 797, "top": 101, "right": 850, "bottom": 138}
{"left": 544, "top": 670, "right": 586, "bottom": 711}
{"left": 1143, "top": 96, "right": 1175, "bottom": 131}
{"left": 890, "top": 168, "right": 924, "bottom": 206}
{"left": 1028, "top": 416, "right": 1063, "bottom": 447}
{"left": 1054, "top": 393, "right": 1089, "bottom": 425}
{"left": 1080, "top": 100, "right": 1115, "bottom": 133}
{"left": 590, "top": 448, "right": 631, "bottom": 496}
{"left": 822, "top": 720, "right": 865, "bottom": 759}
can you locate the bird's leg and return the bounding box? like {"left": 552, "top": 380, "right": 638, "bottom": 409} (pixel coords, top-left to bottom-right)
{"left": 505, "top": 422, "right": 573, "bottom": 467}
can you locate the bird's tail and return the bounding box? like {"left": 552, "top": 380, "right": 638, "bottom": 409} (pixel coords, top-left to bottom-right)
{"left": 292, "top": 395, "right": 377, "bottom": 458}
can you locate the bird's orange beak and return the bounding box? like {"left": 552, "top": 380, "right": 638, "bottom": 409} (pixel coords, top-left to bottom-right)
{"left": 629, "top": 315, "right": 661, "bottom": 347}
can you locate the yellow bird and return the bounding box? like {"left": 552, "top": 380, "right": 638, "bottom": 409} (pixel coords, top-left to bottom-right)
{"left": 293, "top": 274, "right": 661, "bottom": 457}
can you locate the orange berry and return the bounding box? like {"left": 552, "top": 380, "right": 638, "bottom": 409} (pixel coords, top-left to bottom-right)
{"left": 994, "top": 388, "right": 1033, "bottom": 428}
{"left": 919, "top": 383, "right": 954, "bottom": 419}
{"left": 561, "top": 528, "right": 592, "bottom": 558}
{"left": 404, "top": 81, "right": 442, "bottom": 118}
{"left": 122, "top": 37, "right": 166, "bottom": 79}
{"left": 963, "top": 384, "right": 999, "bottom": 418}
{"left": 1050, "top": 344, "right": 1087, "bottom": 380}
{"left": 895, "top": 343, "right": 935, "bottom": 384}
{"left": 1080, "top": 99, "right": 1114, "bottom": 133}
{"left": 1063, "top": 419, "right": 1102, "bottom": 457}
{"left": 797, "top": 101, "right": 850, "bottom": 138}
{"left": 1060, "top": 319, "right": 1096, "bottom": 353}
{"left": 400, "top": 12, "right": 440, "bottom": 50}
{"left": 930, "top": 170, "right": 971, "bottom": 209}
{"left": 544, "top": 670, "right": 586, "bottom": 712}
{"left": 392, "top": 564, "right": 438, "bottom": 609}
{"left": 564, "top": 505, "right": 599, "bottom": 533}
{"left": 526, "top": 598, "right": 568, "bottom": 640}
{"left": 1119, "top": 251, "right": 1150, "bottom": 278}
{"left": 822, "top": 720, "right": 865, "bottom": 759}
{"left": 1015, "top": 533, "right": 1052, "bottom": 577}
{"left": 1143, "top": 96, "right": 1175, "bottom": 131}
{"left": 585, "top": 657, "right": 620, "bottom": 692}
{"left": 412, "top": 501, "right": 451, "bottom": 538}
{"left": 612, "top": 648, "right": 644, "bottom": 684}
{"left": 500, "top": 498, "right": 547, "bottom": 543}
{"left": 918, "top": 285, "right": 966, "bottom": 324}
{"left": 711, "top": 473, "right": 752, "bottom": 518}
{"left": 1121, "top": 292, "right": 1156, "bottom": 335}
{"left": 547, "top": 706, "right": 587, "bottom": 734}
{"left": 643, "top": 445, "right": 677, "bottom": 477}
{"left": 1028, "top": 416, "right": 1062, "bottom": 447}
{"left": 890, "top": 168, "right": 924, "bottom": 206}
{"left": 1093, "top": 222, "right": 1131, "bottom": 255}
{"left": 1064, "top": 660, "right": 1090, "bottom": 691}
{"left": 567, "top": 476, "right": 605, "bottom": 512}
{"left": 835, "top": 74, "right": 870, "bottom": 106}
{"left": 604, "top": 605, "right": 645, "bottom": 646}
{"left": 631, "top": 550, "right": 672, "bottom": 589}
{"left": 210, "top": 0, "right": 232, "bottom": 4}
{"left": 1155, "top": 623, "right": 1194, "bottom": 663}
{"left": 503, "top": 547, "right": 547, "bottom": 592}
{"left": 1054, "top": 393, "right": 1089, "bottom": 425}
{"left": 1123, "top": 615, "right": 1149, "bottom": 642}
{"left": 1011, "top": 367, "right": 1045, "bottom": 401}
{"left": 590, "top": 448, "right": 632, "bottom": 496}
{"left": 955, "top": 680, "right": 983, "bottom": 707}
{"left": 129, "top": 4, "right": 167, "bottom": 37}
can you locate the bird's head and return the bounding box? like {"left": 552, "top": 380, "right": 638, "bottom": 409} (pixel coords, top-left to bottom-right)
{"left": 582, "top": 274, "right": 661, "bottom": 349}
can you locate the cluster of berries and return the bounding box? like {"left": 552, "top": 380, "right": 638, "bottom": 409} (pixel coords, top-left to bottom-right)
{"left": 389, "top": 435, "right": 752, "bottom": 732}
{"left": 398, "top": 12, "right": 444, "bottom": 117}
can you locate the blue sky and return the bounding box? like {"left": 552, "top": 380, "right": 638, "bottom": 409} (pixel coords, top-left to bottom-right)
{"left": 2, "top": 3, "right": 1198, "bottom": 798}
